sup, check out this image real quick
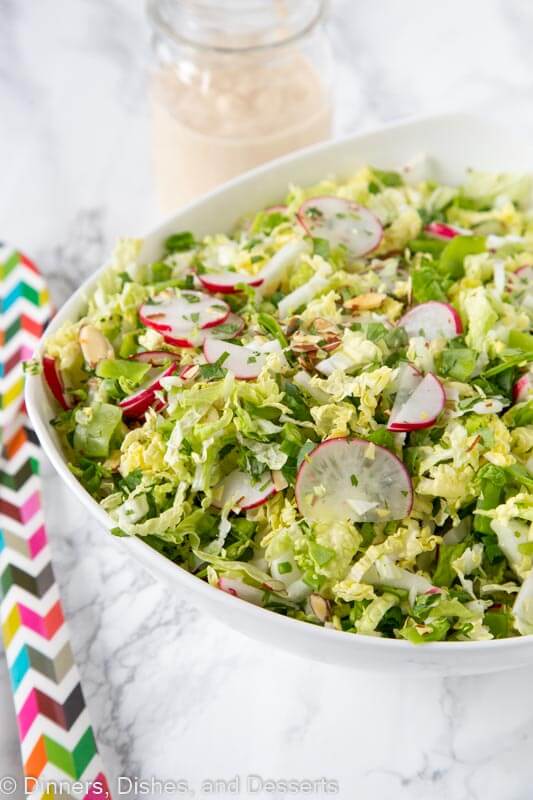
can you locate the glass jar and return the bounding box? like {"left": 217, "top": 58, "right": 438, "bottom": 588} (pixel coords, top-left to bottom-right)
{"left": 146, "top": 0, "right": 333, "bottom": 211}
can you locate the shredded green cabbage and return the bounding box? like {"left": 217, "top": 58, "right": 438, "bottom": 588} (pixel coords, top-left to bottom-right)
{"left": 44, "top": 164, "right": 533, "bottom": 642}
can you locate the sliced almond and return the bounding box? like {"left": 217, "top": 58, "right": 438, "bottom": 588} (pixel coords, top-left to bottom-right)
{"left": 309, "top": 593, "right": 330, "bottom": 623}
{"left": 321, "top": 335, "right": 341, "bottom": 353}
{"left": 285, "top": 317, "right": 300, "bottom": 336}
{"left": 313, "top": 317, "right": 339, "bottom": 335}
{"left": 79, "top": 325, "right": 114, "bottom": 368}
{"left": 290, "top": 332, "right": 322, "bottom": 353}
{"left": 344, "top": 292, "right": 386, "bottom": 311}
{"left": 297, "top": 353, "right": 318, "bottom": 371}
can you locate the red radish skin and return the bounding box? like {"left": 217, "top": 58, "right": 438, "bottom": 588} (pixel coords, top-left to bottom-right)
{"left": 218, "top": 577, "right": 264, "bottom": 605}
{"left": 118, "top": 362, "right": 178, "bottom": 418}
{"left": 198, "top": 271, "right": 263, "bottom": 294}
{"left": 162, "top": 313, "right": 244, "bottom": 348}
{"left": 161, "top": 330, "right": 202, "bottom": 348}
{"left": 131, "top": 364, "right": 198, "bottom": 414}
{"left": 211, "top": 313, "right": 245, "bottom": 340}
{"left": 179, "top": 364, "right": 198, "bottom": 381}
{"left": 203, "top": 338, "right": 266, "bottom": 380}
{"left": 295, "top": 437, "right": 413, "bottom": 525}
{"left": 212, "top": 469, "right": 276, "bottom": 511}
{"left": 398, "top": 301, "right": 462, "bottom": 341}
{"left": 513, "top": 373, "right": 533, "bottom": 404}
{"left": 386, "top": 363, "right": 423, "bottom": 428}
{"left": 297, "top": 196, "right": 383, "bottom": 259}
{"left": 516, "top": 265, "right": 533, "bottom": 279}
{"left": 388, "top": 372, "right": 445, "bottom": 432}
{"left": 507, "top": 265, "right": 533, "bottom": 293}
{"left": 425, "top": 222, "right": 469, "bottom": 240}
{"left": 130, "top": 351, "right": 180, "bottom": 366}
{"left": 140, "top": 291, "right": 229, "bottom": 333}
{"left": 43, "top": 356, "right": 71, "bottom": 410}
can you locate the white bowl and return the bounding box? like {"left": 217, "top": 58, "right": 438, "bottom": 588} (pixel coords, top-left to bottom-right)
{"left": 26, "top": 113, "right": 533, "bottom": 676}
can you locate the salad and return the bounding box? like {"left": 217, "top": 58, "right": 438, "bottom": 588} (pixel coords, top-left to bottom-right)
{"left": 40, "top": 164, "right": 533, "bottom": 643}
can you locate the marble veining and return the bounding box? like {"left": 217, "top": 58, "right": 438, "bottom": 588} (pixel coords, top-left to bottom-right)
{"left": 1, "top": 1, "right": 533, "bottom": 798}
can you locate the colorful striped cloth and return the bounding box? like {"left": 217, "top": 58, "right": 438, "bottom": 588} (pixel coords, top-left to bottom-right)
{"left": 0, "top": 243, "right": 112, "bottom": 799}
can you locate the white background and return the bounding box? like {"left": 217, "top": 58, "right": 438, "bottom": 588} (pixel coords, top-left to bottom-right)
{"left": 1, "top": 2, "right": 533, "bottom": 799}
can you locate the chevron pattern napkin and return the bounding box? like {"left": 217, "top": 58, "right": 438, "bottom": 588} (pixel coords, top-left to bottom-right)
{"left": 0, "top": 243, "right": 111, "bottom": 799}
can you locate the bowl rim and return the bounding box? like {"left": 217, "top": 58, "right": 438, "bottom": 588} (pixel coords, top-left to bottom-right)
{"left": 25, "top": 110, "right": 533, "bottom": 655}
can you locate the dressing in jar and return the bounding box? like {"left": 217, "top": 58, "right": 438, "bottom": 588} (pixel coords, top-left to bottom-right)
{"left": 147, "top": 0, "right": 333, "bottom": 211}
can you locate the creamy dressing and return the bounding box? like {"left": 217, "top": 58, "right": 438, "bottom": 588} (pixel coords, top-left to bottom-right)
{"left": 151, "top": 54, "right": 331, "bottom": 211}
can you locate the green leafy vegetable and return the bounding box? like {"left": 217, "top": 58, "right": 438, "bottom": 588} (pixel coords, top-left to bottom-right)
{"left": 96, "top": 359, "right": 151, "bottom": 384}
{"left": 73, "top": 403, "right": 123, "bottom": 458}
{"left": 439, "top": 235, "right": 486, "bottom": 279}
{"left": 433, "top": 542, "right": 469, "bottom": 588}
{"left": 164, "top": 231, "right": 196, "bottom": 253}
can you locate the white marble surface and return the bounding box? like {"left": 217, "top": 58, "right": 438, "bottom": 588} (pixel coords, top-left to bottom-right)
{"left": 1, "top": 1, "right": 533, "bottom": 798}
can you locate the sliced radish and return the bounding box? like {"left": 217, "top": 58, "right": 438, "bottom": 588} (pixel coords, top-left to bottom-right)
{"left": 425, "top": 222, "right": 470, "bottom": 240}
{"left": 212, "top": 469, "right": 275, "bottom": 511}
{"left": 179, "top": 364, "right": 199, "bottom": 382}
{"left": 513, "top": 373, "right": 533, "bottom": 404}
{"left": 162, "top": 312, "right": 244, "bottom": 348}
{"left": 297, "top": 196, "right": 382, "bottom": 259}
{"left": 398, "top": 301, "right": 462, "bottom": 341}
{"left": 140, "top": 291, "right": 229, "bottom": 333}
{"left": 203, "top": 338, "right": 266, "bottom": 380}
{"left": 130, "top": 351, "right": 180, "bottom": 366}
{"left": 118, "top": 362, "right": 178, "bottom": 418}
{"left": 43, "top": 355, "right": 71, "bottom": 410}
{"left": 388, "top": 372, "right": 445, "bottom": 431}
{"left": 161, "top": 328, "right": 203, "bottom": 348}
{"left": 516, "top": 265, "right": 533, "bottom": 281}
{"left": 152, "top": 398, "right": 167, "bottom": 414}
{"left": 218, "top": 577, "right": 264, "bottom": 605}
{"left": 386, "top": 362, "right": 422, "bottom": 423}
{"left": 256, "top": 240, "right": 308, "bottom": 294}
{"left": 295, "top": 437, "right": 412, "bottom": 524}
{"left": 211, "top": 313, "right": 245, "bottom": 340}
{"left": 198, "top": 271, "right": 263, "bottom": 294}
